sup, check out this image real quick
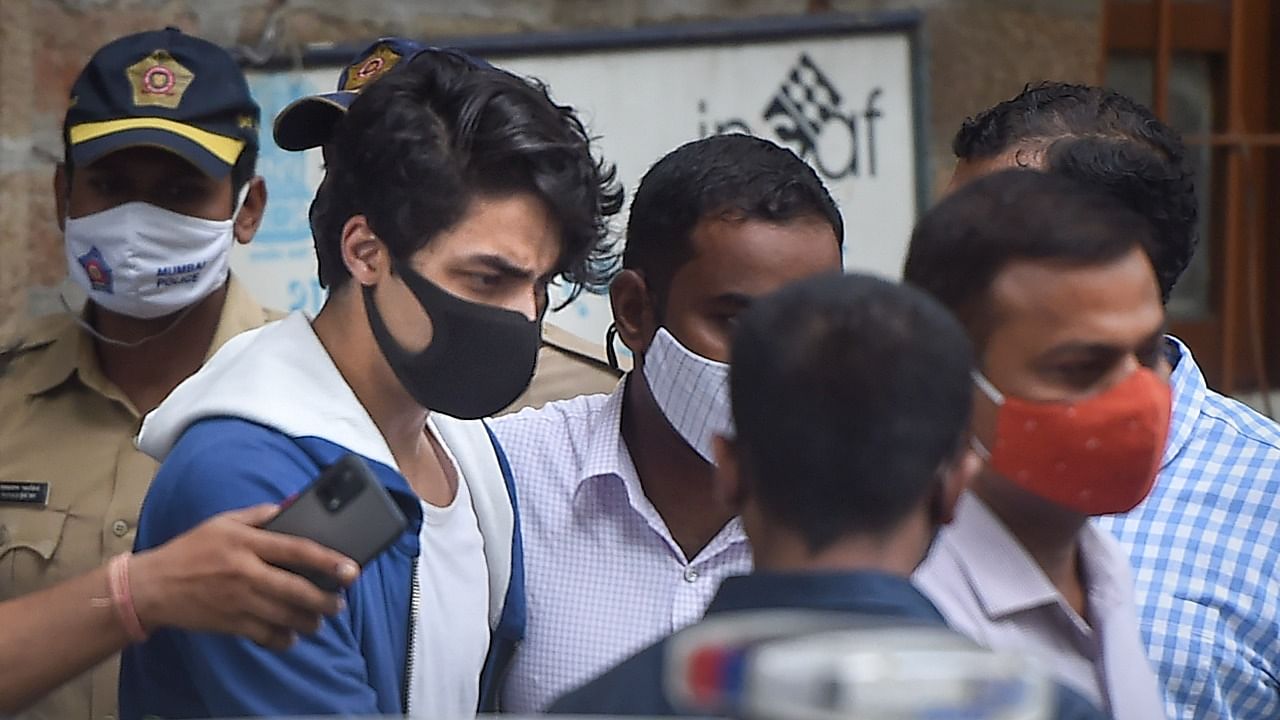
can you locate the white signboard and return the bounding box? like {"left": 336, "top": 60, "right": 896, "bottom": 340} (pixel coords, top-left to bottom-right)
{"left": 237, "top": 21, "right": 921, "bottom": 348}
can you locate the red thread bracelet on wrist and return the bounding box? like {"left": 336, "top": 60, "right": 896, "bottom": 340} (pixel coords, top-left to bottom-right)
{"left": 107, "top": 552, "right": 148, "bottom": 643}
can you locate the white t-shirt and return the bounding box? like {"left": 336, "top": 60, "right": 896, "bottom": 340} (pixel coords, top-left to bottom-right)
{"left": 406, "top": 429, "right": 492, "bottom": 718}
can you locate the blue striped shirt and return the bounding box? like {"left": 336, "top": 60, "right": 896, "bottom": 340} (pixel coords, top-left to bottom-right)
{"left": 1098, "top": 337, "right": 1280, "bottom": 719}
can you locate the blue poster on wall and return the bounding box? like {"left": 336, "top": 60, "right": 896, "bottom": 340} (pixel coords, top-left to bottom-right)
{"left": 232, "top": 72, "right": 329, "bottom": 315}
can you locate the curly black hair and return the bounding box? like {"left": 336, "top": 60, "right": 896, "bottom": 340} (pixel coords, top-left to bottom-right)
{"left": 310, "top": 52, "right": 623, "bottom": 298}
{"left": 953, "top": 81, "right": 1197, "bottom": 303}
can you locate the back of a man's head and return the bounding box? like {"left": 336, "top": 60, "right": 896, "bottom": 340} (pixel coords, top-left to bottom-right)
{"left": 624, "top": 134, "right": 843, "bottom": 311}
{"left": 952, "top": 81, "right": 1196, "bottom": 303}
{"left": 729, "top": 273, "right": 973, "bottom": 553}
{"left": 904, "top": 168, "right": 1155, "bottom": 348}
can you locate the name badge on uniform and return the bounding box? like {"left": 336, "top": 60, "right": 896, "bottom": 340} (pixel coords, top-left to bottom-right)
{"left": 0, "top": 482, "right": 50, "bottom": 506}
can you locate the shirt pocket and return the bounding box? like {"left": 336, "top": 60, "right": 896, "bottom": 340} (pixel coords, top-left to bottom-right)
{"left": 0, "top": 506, "right": 70, "bottom": 591}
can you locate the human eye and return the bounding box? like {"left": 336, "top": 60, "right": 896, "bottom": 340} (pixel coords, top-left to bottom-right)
{"left": 158, "top": 180, "right": 208, "bottom": 207}
{"left": 87, "top": 173, "right": 126, "bottom": 198}
{"left": 1047, "top": 358, "right": 1113, "bottom": 392}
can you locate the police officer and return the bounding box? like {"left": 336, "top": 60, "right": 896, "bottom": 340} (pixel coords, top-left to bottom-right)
{"left": 270, "top": 37, "right": 624, "bottom": 414}
{"left": 0, "top": 28, "right": 278, "bottom": 720}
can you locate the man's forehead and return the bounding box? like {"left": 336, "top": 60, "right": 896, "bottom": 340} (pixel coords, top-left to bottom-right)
{"left": 439, "top": 192, "right": 561, "bottom": 272}
{"left": 987, "top": 251, "right": 1163, "bottom": 345}
{"left": 684, "top": 214, "right": 840, "bottom": 275}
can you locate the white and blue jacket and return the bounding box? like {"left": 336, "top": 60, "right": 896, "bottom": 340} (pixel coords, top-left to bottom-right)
{"left": 118, "top": 312, "right": 525, "bottom": 718}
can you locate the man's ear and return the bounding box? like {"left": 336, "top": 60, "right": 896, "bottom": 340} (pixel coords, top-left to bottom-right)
{"left": 609, "top": 269, "right": 659, "bottom": 358}
{"left": 711, "top": 434, "right": 746, "bottom": 513}
{"left": 53, "top": 163, "right": 69, "bottom": 232}
{"left": 934, "top": 447, "right": 981, "bottom": 525}
{"left": 232, "top": 176, "right": 268, "bottom": 245}
{"left": 341, "top": 215, "right": 389, "bottom": 287}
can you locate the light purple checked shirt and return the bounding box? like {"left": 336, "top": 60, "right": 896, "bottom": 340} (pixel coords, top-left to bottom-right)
{"left": 490, "top": 382, "right": 752, "bottom": 713}
{"left": 914, "top": 493, "right": 1167, "bottom": 720}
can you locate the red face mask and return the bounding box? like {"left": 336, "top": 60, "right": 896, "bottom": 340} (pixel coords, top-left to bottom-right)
{"left": 971, "top": 367, "right": 1172, "bottom": 516}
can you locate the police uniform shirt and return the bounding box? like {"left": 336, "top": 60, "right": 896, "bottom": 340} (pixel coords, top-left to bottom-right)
{"left": 0, "top": 275, "right": 278, "bottom": 720}
{"left": 502, "top": 322, "right": 627, "bottom": 414}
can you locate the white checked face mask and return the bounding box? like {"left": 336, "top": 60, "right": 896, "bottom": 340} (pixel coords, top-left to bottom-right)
{"left": 643, "top": 327, "right": 734, "bottom": 464}
{"left": 63, "top": 193, "right": 243, "bottom": 320}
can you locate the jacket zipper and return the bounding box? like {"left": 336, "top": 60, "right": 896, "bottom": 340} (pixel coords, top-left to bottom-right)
{"left": 402, "top": 561, "right": 420, "bottom": 715}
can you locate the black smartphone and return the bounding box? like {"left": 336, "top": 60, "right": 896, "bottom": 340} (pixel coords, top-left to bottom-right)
{"left": 263, "top": 454, "right": 408, "bottom": 591}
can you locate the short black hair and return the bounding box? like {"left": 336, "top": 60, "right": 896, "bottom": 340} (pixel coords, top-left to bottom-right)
{"left": 952, "top": 81, "right": 1196, "bottom": 303}
{"left": 624, "top": 134, "right": 843, "bottom": 316}
{"left": 903, "top": 169, "right": 1155, "bottom": 348}
{"left": 310, "top": 53, "right": 623, "bottom": 294}
{"left": 730, "top": 273, "right": 974, "bottom": 553}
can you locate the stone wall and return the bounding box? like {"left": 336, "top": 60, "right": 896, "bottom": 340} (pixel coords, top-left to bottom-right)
{"left": 0, "top": 0, "right": 1101, "bottom": 337}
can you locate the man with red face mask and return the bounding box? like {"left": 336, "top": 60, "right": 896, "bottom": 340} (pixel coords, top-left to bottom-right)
{"left": 948, "top": 83, "right": 1280, "bottom": 720}
{"left": 905, "top": 169, "right": 1169, "bottom": 720}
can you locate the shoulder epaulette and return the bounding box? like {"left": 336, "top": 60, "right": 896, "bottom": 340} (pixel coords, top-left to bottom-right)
{"left": 0, "top": 338, "right": 44, "bottom": 379}
{"left": 0, "top": 314, "right": 73, "bottom": 379}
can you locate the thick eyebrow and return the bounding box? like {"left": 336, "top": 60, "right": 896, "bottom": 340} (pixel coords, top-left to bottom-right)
{"left": 1038, "top": 342, "right": 1124, "bottom": 361}
{"left": 709, "top": 292, "right": 753, "bottom": 309}
{"left": 82, "top": 158, "right": 127, "bottom": 176}
{"left": 1038, "top": 326, "right": 1167, "bottom": 362}
{"left": 84, "top": 159, "right": 211, "bottom": 189}
{"left": 467, "top": 253, "right": 536, "bottom": 281}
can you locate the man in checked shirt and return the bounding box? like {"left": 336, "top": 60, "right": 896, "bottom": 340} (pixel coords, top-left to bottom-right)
{"left": 490, "top": 134, "right": 844, "bottom": 712}
{"left": 943, "top": 81, "right": 1280, "bottom": 719}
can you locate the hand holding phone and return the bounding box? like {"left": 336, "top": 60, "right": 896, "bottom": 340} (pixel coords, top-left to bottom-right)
{"left": 263, "top": 454, "right": 408, "bottom": 590}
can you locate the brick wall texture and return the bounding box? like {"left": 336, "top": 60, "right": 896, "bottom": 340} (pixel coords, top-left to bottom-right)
{"left": 0, "top": 0, "right": 1101, "bottom": 337}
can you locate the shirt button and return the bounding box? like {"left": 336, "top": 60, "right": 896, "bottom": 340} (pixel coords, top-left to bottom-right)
{"left": 683, "top": 567, "right": 699, "bottom": 583}
{"left": 111, "top": 520, "right": 130, "bottom": 537}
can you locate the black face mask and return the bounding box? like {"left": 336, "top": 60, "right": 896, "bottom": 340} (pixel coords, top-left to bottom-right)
{"left": 364, "top": 257, "right": 540, "bottom": 419}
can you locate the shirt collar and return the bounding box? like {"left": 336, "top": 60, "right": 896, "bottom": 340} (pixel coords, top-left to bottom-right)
{"left": 1161, "top": 335, "right": 1206, "bottom": 469}
{"left": 706, "top": 571, "right": 947, "bottom": 623}
{"left": 940, "top": 493, "right": 1064, "bottom": 618}
{"left": 22, "top": 274, "right": 269, "bottom": 400}
{"left": 572, "top": 378, "right": 634, "bottom": 499}
{"left": 570, "top": 377, "right": 749, "bottom": 558}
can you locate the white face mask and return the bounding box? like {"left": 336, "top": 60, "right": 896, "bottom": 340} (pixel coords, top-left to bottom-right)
{"left": 63, "top": 196, "right": 242, "bottom": 320}
{"left": 642, "top": 327, "right": 734, "bottom": 464}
